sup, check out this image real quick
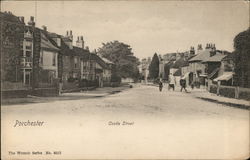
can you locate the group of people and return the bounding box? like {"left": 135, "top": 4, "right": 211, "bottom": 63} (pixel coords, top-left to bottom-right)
{"left": 158, "top": 73, "right": 188, "bottom": 92}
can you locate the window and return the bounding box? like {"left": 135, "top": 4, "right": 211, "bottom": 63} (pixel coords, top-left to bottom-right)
{"left": 52, "top": 53, "right": 56, "bottom": 66}
{"left": 26, "top": 51, "right": 31, "bottom": 57}
{"left": 40, "top": 52, "right": 43, "bottom": 65}
{"left": 74, "top": 57, "right": 78, "bottom": 68}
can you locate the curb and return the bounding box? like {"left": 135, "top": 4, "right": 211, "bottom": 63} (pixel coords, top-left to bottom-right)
{"left": 196, "top": 97, "right": 250, "bottom": 110}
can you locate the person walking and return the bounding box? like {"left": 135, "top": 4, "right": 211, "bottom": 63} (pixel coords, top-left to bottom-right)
{"left": 180, "top": 77, "right": 187, "bottom": 92}
{"left": 168, "top": 73, "right": 176, "bottom": 91}
{"left": 159, "top": 80, "right": 163, "bottom": 92}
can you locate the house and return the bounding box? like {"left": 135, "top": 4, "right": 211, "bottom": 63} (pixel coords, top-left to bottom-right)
{"left": 201, "top": 50, "right": 228, "bottom": 87}
{"left": 38, "top": 29, "right": 60, "bottom": 87}
{"left": 1, "top": 12, "right": 61, "bottom": 97}
{"left": 1, "top": 11, "right": 30, "bottom": 97}
{"left": 170, "top": 57, "right": 189, "bottom": 86}
{"left": 188, "top": 43, "right": 216, "bottom": 86}
{"left": 213, "top": 53, "right": 234, "bottom": 86}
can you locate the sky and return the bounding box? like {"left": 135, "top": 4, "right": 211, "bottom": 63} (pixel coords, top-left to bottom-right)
{"left": 2, "top": 1, "right": 249, "bottom": 59}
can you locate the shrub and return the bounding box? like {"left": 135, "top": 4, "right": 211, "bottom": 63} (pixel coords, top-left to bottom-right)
{"left": 219, "top": 87, "right": 235, "bottom": 98}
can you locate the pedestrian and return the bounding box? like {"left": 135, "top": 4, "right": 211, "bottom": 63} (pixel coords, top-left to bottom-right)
{"left": 159, "top": 80, "right": 163, "bottom": 92}
{"left": 191, "top": 81, "right": 194, "bottom": 90}
{"left": 180, "top": 77, "right": 187, "bottom": 92}
{"left": 168, "top": 73, "right": 176, "bottom": 91}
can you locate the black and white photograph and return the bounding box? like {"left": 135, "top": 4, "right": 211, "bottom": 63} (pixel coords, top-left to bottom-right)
{"left": 1, "top": 0, "right": 250, "bottom": 159}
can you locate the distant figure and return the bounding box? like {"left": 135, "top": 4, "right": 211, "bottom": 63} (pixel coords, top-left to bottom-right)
{"left": 180, "top": 77, "right": 187, "bottom": 92}
{"left": 168, "top": 73, "right": 176, "bottom": 91}
{"left": 159, "top": 80, "right": 163, "bottom": 92}
{"left": 191, "top": 81, "right": 194, "bottom": 90}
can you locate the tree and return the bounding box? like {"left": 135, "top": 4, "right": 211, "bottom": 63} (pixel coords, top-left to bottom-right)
{"left": 98, "top": 41, "right": 139, "bottom": 81}
{"left": 149, "top": 53, "right": 159, "bottom": 79}
{"left": 233, "top": 28, "right": 250, "bottom": 88}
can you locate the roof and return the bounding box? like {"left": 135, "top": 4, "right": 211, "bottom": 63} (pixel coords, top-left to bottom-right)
{"left": 72, "top": 46, "right": 90, "bottom": 58}
{"left": 202, "top": 53, "right": 227, "bottom": 63}
{"left": 172, "top": 57, "right": 189, "bottom": 68}
{"left": 222, "top": 53, "right": 234, "bottom": 61}
{"left": 41, "top": 31, "right": 60, "bottom": 51}
{"left": 189, "top": 49, "right": 228, "bottom": 63}
{"left": 100, "top": 57, "right": 114, "bottom": 64}
{"left": 214, "top": 72, "right": 233, "bottom": 81}
{"left": 1, "top": 11, "right": 24, "bottom": 24}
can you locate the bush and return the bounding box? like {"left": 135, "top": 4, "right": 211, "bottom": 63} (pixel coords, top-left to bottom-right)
{"left": 239, "top": 91, "right": 250, "bottom": 100}
{"left": 209, "top": 85, "right": 217, "bottom": 94}
{"left": 219, "top": 87, "right": 235, "bottom": 98}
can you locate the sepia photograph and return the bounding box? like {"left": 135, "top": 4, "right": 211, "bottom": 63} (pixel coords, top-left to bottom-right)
{"left": 1, "top": 0, "right": 250, "bottom": 159}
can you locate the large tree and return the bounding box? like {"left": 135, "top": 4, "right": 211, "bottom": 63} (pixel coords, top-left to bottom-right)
{"left": 233, "top": 28, "right": 250, "bottom": 88}
{"left": 98, "top": 41, "right": 139, "bottom": 81}
{"left": 149, "top": 53, "right": 159, "bottom": 79}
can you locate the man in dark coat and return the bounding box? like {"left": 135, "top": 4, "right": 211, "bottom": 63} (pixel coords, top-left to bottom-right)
{"left": 159, "top": 80, "right": 163, "bottom": 92}
{"left": 180, "top": 78, "right": 187, "bottom": 92}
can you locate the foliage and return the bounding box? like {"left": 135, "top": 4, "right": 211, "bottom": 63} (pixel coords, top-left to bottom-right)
{"left": 149, "top": 53, "right": 159, "bottom": 79}
{"left": 98, "top": 41, "right": 139, "bottom": 81}
{"left": 233, "top": 28, "right": 250, "bottom": 88}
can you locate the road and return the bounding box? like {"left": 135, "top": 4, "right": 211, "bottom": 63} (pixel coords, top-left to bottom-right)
{"left": 1, "top": 84, "right": 249, "bottom": 159}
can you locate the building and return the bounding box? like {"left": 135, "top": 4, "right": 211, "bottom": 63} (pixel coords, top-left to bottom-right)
{"left": 140, "top": 57, "right": 151, "bottom": 83}
{"left": 188, "top": 43, "right": 216, "bottom": 86}
{"left": 1, "top": 11, "right": 29, "bottom": 92}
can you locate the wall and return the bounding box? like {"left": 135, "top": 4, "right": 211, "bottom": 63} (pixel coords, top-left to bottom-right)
{"left": 41, "top": 50, "right": 58, "bottom": 77}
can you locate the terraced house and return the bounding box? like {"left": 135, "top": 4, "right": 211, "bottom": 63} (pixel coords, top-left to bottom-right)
{"left": 1, "top": 11, "right": 112, "bottom": 97}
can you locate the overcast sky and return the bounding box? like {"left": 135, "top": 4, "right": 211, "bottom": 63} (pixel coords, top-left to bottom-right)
{"left": 2, "top": 1, "right": 249, "bottom": 59}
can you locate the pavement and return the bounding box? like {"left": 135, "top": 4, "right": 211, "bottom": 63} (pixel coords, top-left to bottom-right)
{"left": 1, "top": 84, "right": 249, "bottom": 159}
{"left": 142, "top": 82, "right": 250, "bottom": 110}
{"left": 1, "top": 84, "right": 131, "bottom": 106}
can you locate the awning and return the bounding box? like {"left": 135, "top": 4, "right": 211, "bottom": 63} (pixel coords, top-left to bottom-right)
{"left": 208, "top": 68, "right": 220, "bottom": 79}
{"left": 214, "top": 72, "right": 233, "bottom": 81}
{"left": 199, "top": 74, "right": 207, "bottom": 77}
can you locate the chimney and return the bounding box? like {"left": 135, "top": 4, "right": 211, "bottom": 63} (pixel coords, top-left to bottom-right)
{"left": 190, "top": 46, "right": 195, "bottom": 56}
{"left": 85, "top": 46, "right": 89, "bottom": 51}
{"left": 42, "top": 25, "right": 47, "bottom": 31}
{"left": 66, "top": 31, "right": 69, "bottom": 36}
{"left": 76, "top": 35, "right": 84, "bottom": 49}
{"left": 197, "top": 44, "right": 202, "bottom": 51}
{"left": 68, "top": 30, "right": 73, "bottom": 41}
{"left": 28, "top": 16, "right": 35, "bottom": 27}
{"left": 210, "top": 44, "right": 216, "bottom": 57}
{"left": 19, "top": 16, "right": 24, "bottom": 23}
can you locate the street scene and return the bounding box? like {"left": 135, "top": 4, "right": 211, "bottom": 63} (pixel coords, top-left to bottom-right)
{"left": 1, "top": 1, "right": 250, "bottom": 159}
{"left": 2, "top": 84, "right": 249, "bottom": 159}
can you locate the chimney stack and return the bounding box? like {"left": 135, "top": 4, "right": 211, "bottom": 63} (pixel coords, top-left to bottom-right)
{"left": 190, "top": 46, "right": 195, "bottom": 56}
{"left": 28, "top": 16, "right": 35, "bottom": 27}
{"left": 210, "top": 44, "right": 216, "bottom": 57}
{"left": 42, "top": 25, "right": 47, "bottom": 31}
{"left": 76, "top": 35, "right": 85, "bottom": 49}
{"left": 19, "top": 16, "right": 24, "bottom": 23}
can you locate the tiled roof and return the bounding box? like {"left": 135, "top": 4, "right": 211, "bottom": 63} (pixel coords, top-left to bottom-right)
{"left": 172, "top": 57, "right": 189, "bottom": 68}
{"left": 189, "top": 50, "right": 211, "bottom": 62}
{"left": 189, "top": 49, "right": 227, "bottom": 63}
{"left": 202, "top": 53, "right": 227, "bottom": 63}
{"left": 40, "top": 31, "right": 59, "bottom": 51}
{"left": 72, "top": 46, "right": 90, "bottom": 58}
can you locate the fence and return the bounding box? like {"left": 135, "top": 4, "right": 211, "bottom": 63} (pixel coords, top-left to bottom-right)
{"left": 209, "top": 84, "right": 250, "bottom": 100}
